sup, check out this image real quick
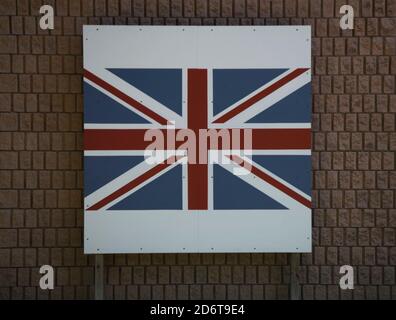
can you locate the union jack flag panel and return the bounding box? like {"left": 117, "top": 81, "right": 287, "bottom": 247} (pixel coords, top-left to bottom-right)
{"left": 83, "top": 26, "right": 312, "bottom": 253}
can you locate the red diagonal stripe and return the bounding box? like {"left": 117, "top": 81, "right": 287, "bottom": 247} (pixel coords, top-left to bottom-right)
{"left": 84, "top": 69, "right": 169, "bottom": 125}
{"left": 213, "top": 68, "right": 309, "bottom": 124}
{"left": 227, "top": 155, "right": 311, "bottom": 209}
{"left": 87, "top": 156, "right": 183, "bottom": 211}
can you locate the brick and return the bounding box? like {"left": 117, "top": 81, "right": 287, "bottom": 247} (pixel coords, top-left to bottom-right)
{"left": 0, "top": 268, "right": 16, "bottom": 286}
{"left": 0, "top": 36, "right": 17, "bottom": 54}
{"left": 0, "top": 93, "right": 11, "bottom": 112}
{"left": 0, "top": 189, "right": 18, "bottom": 211}
{"left": 106, "top": 0, "right": 119, "bottom": 16}
{"left": 196, "top": 0, "right": 208, "bottom": 17}
{"left": 0, "top": 54, "right": 10, "bottom": 73}
{"left": 189, "top": 284, "right": 201, "bottom": 299}
{"left": 0, "top": 1, "right": 16, "bottom": 15}
{"left": 0, "top": 75, "right": 17, "bottom": 93}
{"left": 0, "top": 248, "right": 10, "bottom": 267}
{"left": 0, "top": 229, "right": 17, "bottom": 247}
{"left": 380, "top": 18, "right": 396, "bottom": 36}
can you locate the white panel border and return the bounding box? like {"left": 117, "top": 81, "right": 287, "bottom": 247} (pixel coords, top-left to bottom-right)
{"left": 83, "top": 25, "right": 312, "bottom": 254}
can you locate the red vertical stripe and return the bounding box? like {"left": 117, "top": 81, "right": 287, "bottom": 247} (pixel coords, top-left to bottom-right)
{"left": 187, "top": 69, "right": 208, "bottom": 210}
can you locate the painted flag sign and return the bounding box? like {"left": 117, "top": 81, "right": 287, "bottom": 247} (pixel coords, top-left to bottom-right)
{"left": 83, "top": 26, "right": 312, "bottom": 253}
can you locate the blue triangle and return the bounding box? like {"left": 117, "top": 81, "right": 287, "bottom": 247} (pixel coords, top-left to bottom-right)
{"left": 110, "top": 165, "right": 182, "bottom": 210}
{"left": 253, "top": 155, "right": 311, "bottom": 196}
{"left": 108, "top": 68, "right": 182, "bottom": 116}
{"left": 213, "top": 165, "right": 286, "bottom": 210}
{"left": 84, "top": 82, "right": 149, "bottom": 123}
{"left": 213, "top": 69, "right": 287, "bottom": 115}
{"left": 247, "top": 83, "right": 311, "bottom": 123}
{"left": 84, "top": 156, "right": 144, "bottom": 196}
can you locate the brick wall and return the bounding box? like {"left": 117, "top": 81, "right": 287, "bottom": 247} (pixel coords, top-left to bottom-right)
{"left": 0, "top": 0, "right": 395, "bottom": 300}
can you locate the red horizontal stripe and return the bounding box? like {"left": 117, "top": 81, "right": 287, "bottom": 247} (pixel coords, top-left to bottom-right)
{"left": 85, "top": 129, "right": 159, "bottom": 150}
{"left": 84, "top": 69, "right": 169, "bottom": 125}
{"left": 213, "top": 68, "right": 309, "bottom": 124}
{"left": 84, "top": 128, "right": 311, "bottom": 150}
{"left": 228, "top": 155, "right": 311, "bottom": 209}
{"left": 250, "top": 128, "right": 311, "bottom": 150}
{"left": 87, "top": 156, "right": 182, "bottom": 211}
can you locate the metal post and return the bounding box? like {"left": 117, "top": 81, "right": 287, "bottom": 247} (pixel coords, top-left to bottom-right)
{"left": 289, "top": 253, "right": 300, "bottom": 300}
{"left": 95, "top": 254, "right": 104, "bottom": 300}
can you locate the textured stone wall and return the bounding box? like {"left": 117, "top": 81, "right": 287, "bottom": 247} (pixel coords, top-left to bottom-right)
{"left": 0, "top": 0, "right": 395, "bottom": 299}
